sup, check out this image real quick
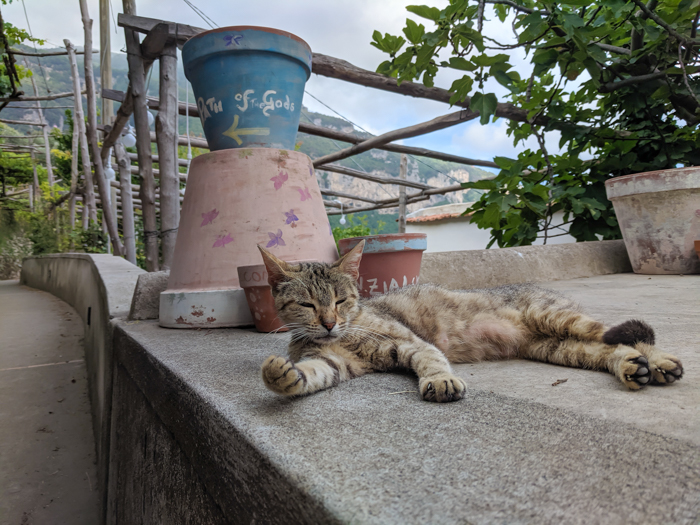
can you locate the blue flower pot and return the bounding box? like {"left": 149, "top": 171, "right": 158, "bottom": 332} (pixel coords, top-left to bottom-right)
{"left": 182, "top": 26, "right": 312, "bottom": 151}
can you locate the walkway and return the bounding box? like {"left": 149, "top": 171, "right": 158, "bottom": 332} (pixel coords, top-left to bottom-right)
{"left": 0, "top": 281, "right": 99, "bottom": 525}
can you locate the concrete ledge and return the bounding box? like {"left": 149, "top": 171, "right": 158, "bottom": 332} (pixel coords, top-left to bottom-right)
{"left": 20, "top": 254, "right": 144, "bottom": 522}
{"left": 19, "top": 248, "right": 700, "bottom": 524}
{"left": 420, "top": 239, "right": 632, "bottom": 289}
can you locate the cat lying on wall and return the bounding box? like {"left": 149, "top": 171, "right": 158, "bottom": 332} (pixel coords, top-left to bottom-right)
{"left": 259, "top": 241, "right": 683, "bottom": 402}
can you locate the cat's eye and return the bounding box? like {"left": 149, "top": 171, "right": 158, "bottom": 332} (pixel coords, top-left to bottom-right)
{"left": 335, "top": 298, "right": 346, "bottom": 306}
{"left": 299, "top": 302, "right": 315, "bottom": 309}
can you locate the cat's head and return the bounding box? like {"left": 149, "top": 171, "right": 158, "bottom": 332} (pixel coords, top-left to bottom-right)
{"left": 258, "top": 241, "right": 365, "bottom": 344}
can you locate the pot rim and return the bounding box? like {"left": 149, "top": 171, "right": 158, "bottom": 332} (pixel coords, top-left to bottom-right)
{"left": 605, "top": 166, "right": 700, "bottom": 200}
{"left": 185, "top": 25, "right": 312, "bottom": 52}
{"left": 338, "top": 233, "right": 428, "bottom": 255}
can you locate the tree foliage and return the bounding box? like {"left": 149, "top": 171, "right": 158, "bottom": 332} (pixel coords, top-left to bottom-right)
{"left": 372, "top": 0, "right": 700, "bottom": 246}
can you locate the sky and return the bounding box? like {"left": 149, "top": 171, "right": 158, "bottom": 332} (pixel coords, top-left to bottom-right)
{"left": 2, "top": 0, "right": 559, "bottom": 171}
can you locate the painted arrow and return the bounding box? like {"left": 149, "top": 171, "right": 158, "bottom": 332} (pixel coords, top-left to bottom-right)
{"left": 222, "top": 115, "right": 270, "bottom": 145}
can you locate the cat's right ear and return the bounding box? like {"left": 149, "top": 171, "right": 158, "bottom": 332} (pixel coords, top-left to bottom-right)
{"left": 258, "top": 245, "right": 291, "bottom": 291}
{"left": 333, "top": 240, "right": 364, "bottom": 281}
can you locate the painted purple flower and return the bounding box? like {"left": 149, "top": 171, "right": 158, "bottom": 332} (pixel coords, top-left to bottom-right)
{"left": 284, "top": 209, "right": 299, "bottom": 225}
{"left": 309, "top": 165, "right": 314, "bottom": 177}
{"left": 266, "top": 229, "right": 286, "bottom": 248}
{"left": 296, "top": 186, "right": 312, "bottom": 201}
{"left": 270, "top": 171, "right": 288, "bottom": 190}
{"left": 224, "top": 34, "right": 243, "bottom": 46}
{"left": 200, "top": 208, "right": 219, "bottom": 227}
{"left": 213, "top": 233, "right": 233, "bottom": 248}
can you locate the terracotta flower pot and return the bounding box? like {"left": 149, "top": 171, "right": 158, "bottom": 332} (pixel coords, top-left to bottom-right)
{"left": 237, "top": 264, "right": 287, "bottom": 333}
{"left": 338, "top": 233, "right": 427, "bottom": 298}
{"left": 605, "top": 167, "right": 700, "bottom": 274}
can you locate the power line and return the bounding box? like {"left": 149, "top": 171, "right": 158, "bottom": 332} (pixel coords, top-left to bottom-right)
{"left": 303, "top": 89, "right": 463, "bottom": 185}
{"left": 20, "top": 0, "right": 51, "bottom": 96}
{"left": 300, "top": 110, "right": 395, "bottom": 200}
{"left": 182, "top": 0, "right": 218, "bottom": 29}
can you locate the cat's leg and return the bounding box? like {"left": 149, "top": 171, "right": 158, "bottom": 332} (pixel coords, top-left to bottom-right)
{"left": 392, "top": 338, "right": 467, "bottom": 402}
{"left": 521, "top": 337, "right": 681, "bottom": 390}
{"left": 261, "top": 353, "right": 367, "bottom": 397}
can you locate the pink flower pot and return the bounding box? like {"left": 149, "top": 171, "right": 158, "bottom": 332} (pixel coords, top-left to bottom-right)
{"left": 338, "top": 233, "right": 427, "bottom": 298}
{"left": 159, "top": 148, "right": 338, "bottom": 328}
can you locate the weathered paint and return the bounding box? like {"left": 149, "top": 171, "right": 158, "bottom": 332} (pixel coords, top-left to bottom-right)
{"left": 605, "top": 168, "right": 700, "bottom": 274}
{"left": 339, "top": 234, "right": 427, "bottom": 298}
{"left": 182, "top": 26, "right": 311, "bottom": 151}
{"left": 159, "top": 288, "right": 253, "bottom": 329}
{"left": 339, "top": 233, "right": 428, "bottom": 254}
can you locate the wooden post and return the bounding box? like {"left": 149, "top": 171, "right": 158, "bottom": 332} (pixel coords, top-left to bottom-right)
{"left": 115, "top": 143, "right": 136, "bottom": 264}
{"left": 30, "top": 149, "right": 39, "bottom": 205}
{"left": 398, "top": 154, "right": 407, "bottom": 233}
{"left": 99, "top": 0, "right": 113, "bottom": 127}
{"left": 156, "top": 41, "right": 179, "bottom": 269}
{"left": 25, "top": 59, "right": 54, "bottom": 186}
{"left": 65, "top": 39, "right": 98, "bottom": 224}
{"left": 78, "top": 0, "right": 123, "bottom": 256}
{"left": 28, "top": 183, "right": 33, "bottom": 211}
{"left": 124, "top": 27, "right": 159, "bottom": 271}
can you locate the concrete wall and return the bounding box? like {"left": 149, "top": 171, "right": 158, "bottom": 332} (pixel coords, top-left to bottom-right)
{"left": 20, "top": 254, "right": 144, "bottom": 523}
{"left": 18, "top": 241, "right": 633, "bottom": 523}
{"left": 420, "top": 239, "right": 632, "bottom": 289}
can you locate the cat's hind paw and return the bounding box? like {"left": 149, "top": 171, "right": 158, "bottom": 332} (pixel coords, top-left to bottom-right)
{"left": 619, "top": 354, "right": 652, "bottom": 390}
{"left": 262, "top": 356, "right": 306, "bottom": 396}
{"left": 649, "top": 354, "right": 683, "bottom": 385}
{"left": 419, "top": 374, "right": 466, "bottom": 403}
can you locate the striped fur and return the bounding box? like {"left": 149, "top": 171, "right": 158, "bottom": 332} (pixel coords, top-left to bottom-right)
{"left": 258, "top": 243, "right": 684, "bottom": 403}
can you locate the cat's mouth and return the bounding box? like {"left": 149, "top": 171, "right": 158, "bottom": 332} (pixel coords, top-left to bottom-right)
{"left": 313, "top": 334, "right": 340, "bottom": 344}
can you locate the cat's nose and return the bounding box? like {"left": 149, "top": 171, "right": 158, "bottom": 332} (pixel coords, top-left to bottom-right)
{"left": 323, "top": 321, "right": 336, "bottom": 331}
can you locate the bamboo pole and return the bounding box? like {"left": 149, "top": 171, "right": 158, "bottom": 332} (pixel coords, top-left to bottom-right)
{"left": 24, "top": 59, "right": 54, "bottom": 186}
{"left": 115, "top": 143, "right": 136, "bottom": 264}
{"left": 156, "top": 41, "right": 179, "bottom": 269}
{"left": 312, "top": 109, "right": 479, "bottom": 168}
{"left": 398, "top": 154, "right": 407, "bottom": 233}
{"left": 124, "top": 19, "right": 159, "bottom": 270}
{"left": 30, "top": 150, "right": 39, "bottom": 205}
{"left": 9, "top": 48, "right": 96, "bottom": 57}
{"left": 0, "top": 91, "right": 84, "bottom": 103}
{"left": 78, "top": 0, "right": 123, "bottom": 256}
{"left": 100, "top": 0, "right": 113, "bottom": 127}
{"left": 65, "top": 39, "right": 98, "bottom": 224}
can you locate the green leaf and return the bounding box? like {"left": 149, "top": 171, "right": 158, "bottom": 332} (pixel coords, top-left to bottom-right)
{"left": 462, "top": 179, "right": 498, "bottom": 190}
{"left": 406, "top": 5, "right": 441, "bottom": 21}
{"left": 403, "top": 18, "right": 425, "bottom": 44}
{"left": 470, "top": 92, "right": 498, "bottom": 125}
{"left": 447, "top": 57, "right": 477, "bottom": 72}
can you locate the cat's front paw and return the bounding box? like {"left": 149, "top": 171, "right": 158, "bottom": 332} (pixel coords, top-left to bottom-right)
{"left": 419, "top": 374, "right": 466, "bottom": 403}
{"left": 262, "top": 356, "right": 306, "bottom": 396}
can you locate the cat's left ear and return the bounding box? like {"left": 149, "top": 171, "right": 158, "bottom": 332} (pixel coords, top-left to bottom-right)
{"left": 333, "top": 240, "right": 364, "bottom": 281}
{"left": 258, "top": 245, "right": 292, "bottom": 292}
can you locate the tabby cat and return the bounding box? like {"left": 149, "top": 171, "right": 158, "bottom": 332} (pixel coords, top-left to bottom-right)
{"left": 259, "top": 241, "right": 683, "bottom": 403}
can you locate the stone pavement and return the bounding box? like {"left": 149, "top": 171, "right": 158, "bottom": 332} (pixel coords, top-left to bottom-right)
{"left": 116, "top": 273, "right": 700, "bottom": 524}
{"left": 0, "top": 281, "right": 99, "bottom": 525}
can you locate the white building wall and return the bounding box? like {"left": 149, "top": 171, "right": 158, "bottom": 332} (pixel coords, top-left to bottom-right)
{"left": 408, "top": 211, "right": 577, "bottom": 253}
